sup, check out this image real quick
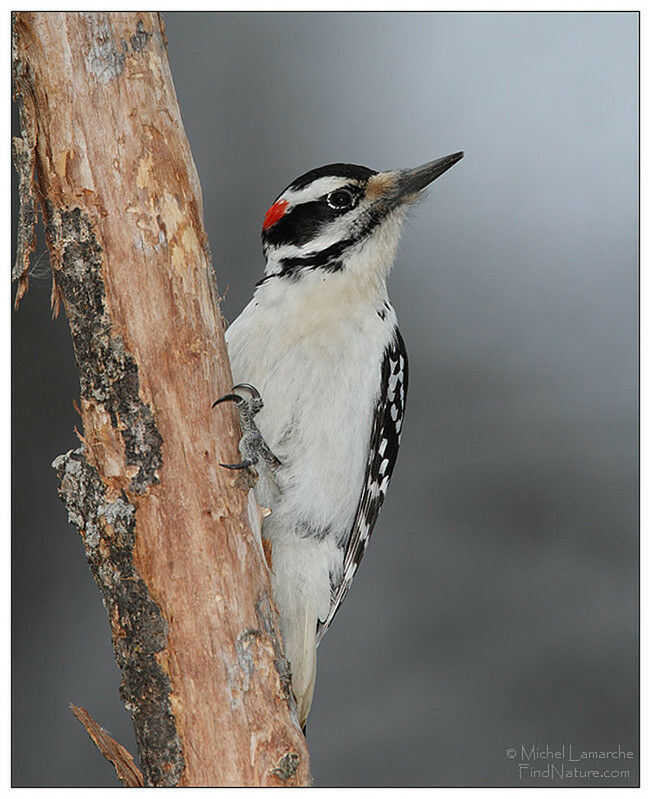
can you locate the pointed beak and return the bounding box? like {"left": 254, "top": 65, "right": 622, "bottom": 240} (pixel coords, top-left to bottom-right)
{"left": 367, "top": 151, "right": 464, "bottom": 207}
{"left": 394, "top": 151, "right": 464, "bottom": 199}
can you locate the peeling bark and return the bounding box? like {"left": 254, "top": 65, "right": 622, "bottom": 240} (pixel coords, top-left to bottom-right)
{"left": 13, "top": 11, "right": 310, "bottom": 786}
{"left": 70, "top": 705, "right": 145, "bottom": 788}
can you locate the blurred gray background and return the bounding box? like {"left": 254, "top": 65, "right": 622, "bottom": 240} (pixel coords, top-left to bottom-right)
{"left": 12, "top": 11, "right": 638, "bottom": 787}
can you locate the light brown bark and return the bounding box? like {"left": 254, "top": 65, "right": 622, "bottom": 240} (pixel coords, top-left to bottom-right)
{"left": 13, "top": 11, "right": 309, "bottom": 787}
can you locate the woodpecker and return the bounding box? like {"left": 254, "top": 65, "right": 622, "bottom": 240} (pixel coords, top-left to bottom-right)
{"left": 214, "top": 152, "right": 464, "bottom": 727}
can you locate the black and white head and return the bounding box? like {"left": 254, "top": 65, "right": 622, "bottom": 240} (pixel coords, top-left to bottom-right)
{"left": 259, "top": 152, "right": 464, "bottom": 291}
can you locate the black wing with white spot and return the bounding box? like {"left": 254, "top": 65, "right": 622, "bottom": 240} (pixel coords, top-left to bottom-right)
{"left": 317, "top": 327, "right": 408, "bottom": 642}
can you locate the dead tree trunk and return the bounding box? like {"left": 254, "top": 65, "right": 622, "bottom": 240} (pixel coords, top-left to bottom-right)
{"left": 12, "top": 11, "right": 309, "bottom": 787}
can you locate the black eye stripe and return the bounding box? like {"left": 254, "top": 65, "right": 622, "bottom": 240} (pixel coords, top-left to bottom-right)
{"left": 263, "top": 200, "right": 339, "bottom": 247}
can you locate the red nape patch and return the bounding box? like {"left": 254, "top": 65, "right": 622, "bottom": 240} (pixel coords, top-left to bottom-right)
{"left": 262, "top": 199, "right": 289, "bottom": 231}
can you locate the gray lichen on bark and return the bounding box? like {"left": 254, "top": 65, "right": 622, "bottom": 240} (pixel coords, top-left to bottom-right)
{"left": 82, "top": 14, "right": 154, "bottom": 84}
{"left": 11, "top": 14, "right": 38, "bottom": 300}
{"left": 11, "top": 136, "right": 36, "bottom": 283}
{"left": 47, "top": 206, "right": 163, "bottom": 494}
{"left": 53, "top": 450, "right": 184, "bottom": 787}
{"left": 130, "top": 19, "right": 152, "bottom": 53}
{"left": 271, "top": 752, "right": 301, "bottom": 781}
{"left": 82, "top": 12, "right": 127, "bottom": 83}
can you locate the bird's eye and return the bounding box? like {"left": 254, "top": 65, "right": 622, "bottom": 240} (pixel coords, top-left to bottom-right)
{"left": 326, "top": 188, "right": 355, "bottom": 211}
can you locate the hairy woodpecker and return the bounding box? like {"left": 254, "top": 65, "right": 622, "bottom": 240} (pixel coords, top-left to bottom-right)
{"left": 214, "top": 152, "right": 464, "bottom": 727}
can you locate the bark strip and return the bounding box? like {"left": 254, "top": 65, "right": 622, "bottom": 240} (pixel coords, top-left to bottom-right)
{"left": 70, "top": 704, "right": 145, "bottom": 788}
{"left": 11, "top": 30, "right": 37, "bottom": 308}
{"left": 13, "top": 11, "right": 309, "bottom": 786}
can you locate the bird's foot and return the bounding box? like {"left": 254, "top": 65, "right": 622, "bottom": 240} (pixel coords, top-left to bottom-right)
{"left": 212, "top": 383, "right": 281, "bottom": 470}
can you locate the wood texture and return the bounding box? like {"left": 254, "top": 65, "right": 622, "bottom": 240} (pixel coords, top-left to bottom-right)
{"left": 13, "top": 11, "right": 309, "bottom": 786}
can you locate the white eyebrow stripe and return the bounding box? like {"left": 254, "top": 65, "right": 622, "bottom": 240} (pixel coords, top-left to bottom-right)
{"left": 282, "top": 176, "right": 358, "bottom": 206}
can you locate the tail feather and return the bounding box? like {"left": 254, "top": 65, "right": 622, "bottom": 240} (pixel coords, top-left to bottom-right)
{"left": 280, "top": 600, "right": 318, "bottom": 728}
{"left": 266, "top": 536, "right": 334, "bottom": 727}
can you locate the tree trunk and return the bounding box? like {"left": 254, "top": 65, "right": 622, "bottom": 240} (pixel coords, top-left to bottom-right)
{"left": 12, "top": 11, "right": 309, "bottom": 787}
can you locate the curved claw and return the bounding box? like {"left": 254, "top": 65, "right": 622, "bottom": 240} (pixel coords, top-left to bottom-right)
{"left": 212, "top": 392, "right": 245, "bottom": 408}
{"left": 219, "top": 459, "right": 256, "bottom": 470}
{"left": 212, "top": 384, "right": 262, "bottom": 409}
{"left": 231, "top": 383, "right": 261, "bottom": 400}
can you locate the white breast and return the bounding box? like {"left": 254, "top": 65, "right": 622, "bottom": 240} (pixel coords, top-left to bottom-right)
{"left": 226, "top": 267, "right": 396, "bottom": 554}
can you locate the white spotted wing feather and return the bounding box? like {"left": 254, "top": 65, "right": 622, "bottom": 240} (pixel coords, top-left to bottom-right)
{"left": 317, "top": 327, "right": 408, "bottom": 642}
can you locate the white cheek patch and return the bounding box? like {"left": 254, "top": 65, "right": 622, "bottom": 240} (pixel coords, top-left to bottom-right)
{"left": 266, "top": 205, "right": 370, "bottom": 264}
{"left": 294, "top": 216, "right": 356, "bottom": 254}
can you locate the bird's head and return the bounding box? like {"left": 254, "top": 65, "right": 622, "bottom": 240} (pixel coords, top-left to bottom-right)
{"left": 259, "top": 152, "right": 464, "bottom": 291}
